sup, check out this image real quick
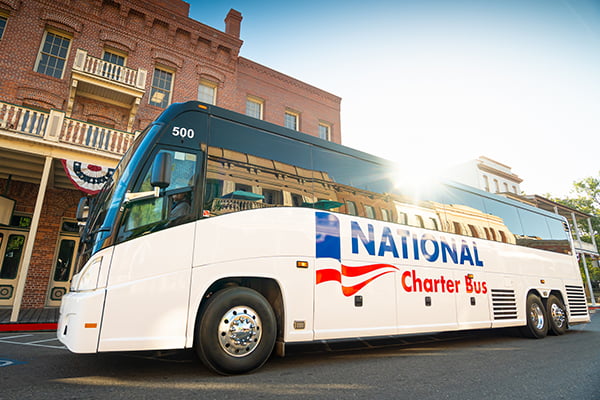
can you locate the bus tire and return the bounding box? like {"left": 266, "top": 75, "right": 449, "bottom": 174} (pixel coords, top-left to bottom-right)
{"left": 519, "top": 293, "right": 548, "bottom": 339}
{"left": 547, "top": 294, "right": 568, "bottom": 335}
{"left": 196, "top": 286, "right": 276, "bottom": 375}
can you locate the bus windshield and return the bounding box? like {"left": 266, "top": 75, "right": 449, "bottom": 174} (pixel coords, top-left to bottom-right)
{"left": 77, "top": 124, "right": 160, "bottom": 268}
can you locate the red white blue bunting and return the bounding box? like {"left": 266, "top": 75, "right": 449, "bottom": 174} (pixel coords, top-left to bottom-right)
{"left": 61, "top": 159, "right": 115, "bottom": 195}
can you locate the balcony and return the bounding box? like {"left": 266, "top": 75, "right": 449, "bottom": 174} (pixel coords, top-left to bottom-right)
{"left": 0, "top": 101, "right": 133, "bottom": 189}
{"left": 69, "top": 49, "right": 147, "bottom": 132}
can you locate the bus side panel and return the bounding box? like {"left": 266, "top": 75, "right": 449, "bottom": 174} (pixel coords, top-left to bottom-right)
{"left": 98, "top": 223, "right": 195, "bottom": 351}
{"left": 187, "top": 208, "right": 316, "bottom": 348}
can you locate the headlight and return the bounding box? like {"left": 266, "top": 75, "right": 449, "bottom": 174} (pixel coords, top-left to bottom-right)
{"left": 74, "top": 257, "right": 102, "bottom": 291}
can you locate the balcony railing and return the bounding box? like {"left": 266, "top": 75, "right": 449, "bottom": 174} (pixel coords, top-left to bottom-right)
{"left": 0, "top": 101, "right": 133, "bottom": 155}
{"left": 72, "top": 49, "right": 146, "bottom": 90}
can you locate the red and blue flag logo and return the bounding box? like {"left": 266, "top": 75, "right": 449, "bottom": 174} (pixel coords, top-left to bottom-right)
{"left": 315, "top": 212, "right": 398, "bottom": 296}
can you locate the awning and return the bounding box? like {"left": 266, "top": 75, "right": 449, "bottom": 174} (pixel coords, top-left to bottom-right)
{"left": 302, "top": 200, "right": 344, "bottom": 210}
{"left": 221, "top": 190, "right": 265, "bottom": 201}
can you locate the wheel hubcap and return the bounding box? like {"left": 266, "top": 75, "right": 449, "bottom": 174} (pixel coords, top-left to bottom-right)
{"left": 218, "top": 306, "right": 262, "bottom": 357}
{"left": 550, "top": 303, "right": 566, "bottom": 328}
{"left": 530, "top": 303, "right": 545, "bottom": 330}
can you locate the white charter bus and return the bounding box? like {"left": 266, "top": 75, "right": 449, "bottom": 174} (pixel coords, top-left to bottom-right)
{"left": 58, "top": 101, "right": 590, "bottom": 374}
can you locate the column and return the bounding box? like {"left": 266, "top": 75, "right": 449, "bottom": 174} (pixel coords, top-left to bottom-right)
{"left": 10, "top": 156, "right": 53, "bottom": 322}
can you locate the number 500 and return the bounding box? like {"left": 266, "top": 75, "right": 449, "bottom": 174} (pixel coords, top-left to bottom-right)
{"left": 172, "top": 126, "right": 195, "bottom": 139}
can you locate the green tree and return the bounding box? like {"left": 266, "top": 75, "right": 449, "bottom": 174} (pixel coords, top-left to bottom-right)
{"left": 550, "top": 173, "right": 600, "bottom": 284}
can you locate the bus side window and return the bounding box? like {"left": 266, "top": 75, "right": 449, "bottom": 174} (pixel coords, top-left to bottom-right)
{"left": 118, "top": 149, "right": 199, "bottom": 242}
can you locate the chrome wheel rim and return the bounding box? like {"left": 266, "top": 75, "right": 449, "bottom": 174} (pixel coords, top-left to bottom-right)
{"left": 218, "top": 306, "right": 262, "bottom": 357}
{"left": 530, "top": 303, "right": 545, "bottom": 330}
{"left": 550, "top": 303, "right": 566, "bottom": 328}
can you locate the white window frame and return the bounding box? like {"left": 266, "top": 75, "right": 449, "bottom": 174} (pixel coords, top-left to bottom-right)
{"left": 318, "top": 122, "right": 331, "bottom": 141}
{"left": 246, "top": 96, "right": 264, "bottom": 119}
{"left": 34, "top": 28, "right": 72, "bottom": 79}
{"left": 149, "top": 66, "right": 174, "bottom": 108}
{"left": 198, "top": 80, "right": 217, "bottom": 105}
{"left": 284, "top": 110, "right": 300, "bottom": 131}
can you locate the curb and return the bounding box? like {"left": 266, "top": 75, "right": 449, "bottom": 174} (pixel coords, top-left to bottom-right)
{"left": 0, "top": 323, "right": 58, "bottom": 332}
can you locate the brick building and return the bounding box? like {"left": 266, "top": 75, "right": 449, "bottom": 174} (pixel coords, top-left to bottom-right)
{"left": 0, "top": 0, "right": 341, "bottom": 319}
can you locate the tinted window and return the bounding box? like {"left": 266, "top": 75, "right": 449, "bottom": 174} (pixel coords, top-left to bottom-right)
{"left": 443, "top": 186, "right": 487, "bottom": 214}
{"left": 312, "top": 147, "right": 393, "bottom": 194}
{"left": 53, "top": 239, "right": 76, "bottom": 282}
{"left": 118, "top": 149, "right": 200, "bottom": 242}
{"left": 482, "top": 198, "right": 524, "bottom": 236}
{"left": 518, "top": 209, "right": 551, "bottom": 240}
{"left": 209, "top": 116, "right": 312, "bottom": 170}
{"left": 547, "top": 218, "right": 569, "bottom": 241}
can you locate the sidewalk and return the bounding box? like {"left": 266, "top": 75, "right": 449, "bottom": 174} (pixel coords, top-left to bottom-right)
{"left": 0, "top": 308, "right": 58, "bottom": 332}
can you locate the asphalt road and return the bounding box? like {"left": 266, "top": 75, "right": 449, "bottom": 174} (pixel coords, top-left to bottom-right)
{"left": 1, "top": 312, "right": 599, "bottom": 400}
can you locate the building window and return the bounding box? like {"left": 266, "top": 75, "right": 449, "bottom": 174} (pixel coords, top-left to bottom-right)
{"left": 345, "top": 201, "right": 357, "bottom": 216}
{"left": 398, "top": 212, "right": 408, "bottom": 225}
{"left": 503, "top": 182, "right": 509, "bottom": 192}
{"left": 35, "top": 30, "right": 71, "bottom": 79}
{"left": 381, "top": 209, "right": 390, "bottom": 222}
{"left": 103, "top": 50, "right": 125, "bottom": 66}
{"left": 284, "top": 110, "right": 299, "bottom": 130}
{"left": 102, "top": 49, "right": 126, "bottom": 80}
{"left": 0, "top": 15, "right": 7, "bottom": 40}
{"left": 364, "top": 205, "right": 376, "bottom": 219}
{"left": 428, "top": 218, "right": 439, "bottom": 231}
{"left": 453, "top": 222, "right": 463, "bottom": 235}
{"left": 318, "top": 122, "right": 331, "bottom": 140}
{"left": 483, "top": 175, "right": 490, "bottom": 192}
{"left": 468, "top": 224, "right": 479, "bottom": 237}
{"left": 494, "top": 179, "right": 500, "bottom": 193}
{"left": 262, "top": 188, "right": 282, "bottom": 205}
{"left": 246, "top": 96, "right": 263, "bottom": 119}
{"left": 291, "top": 193, "right": 304, "bottom": 207}
{"left": 149, "top": 67, "right": 173, "bottom": 108}
{"left": 415, "top": 215, "right": 425, "bottom": 228}
{"left": 198, "top": 80, "right": 217, "bottom": 105}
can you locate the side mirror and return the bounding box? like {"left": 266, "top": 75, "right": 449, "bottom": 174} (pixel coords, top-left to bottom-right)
{"left": 76, "top": 197, "right": 89, "bottom": 222}
{"left": 151, "top": 152, "right": 172, "bottom": 189}
{"left": 124, "top": 152, "right": 173, "bottom": 205}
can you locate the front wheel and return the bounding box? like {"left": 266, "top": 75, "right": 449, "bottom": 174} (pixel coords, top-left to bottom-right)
{"left": 519, "top": 293, "right": 548, "bottom": 339}
{"left": 196, "top": 287, "right": 276, "bottom": 375}
{"left": 547, "top": 295, "right": 568, "bottom": 335}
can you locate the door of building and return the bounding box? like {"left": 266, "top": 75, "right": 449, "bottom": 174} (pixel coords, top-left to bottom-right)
{"left": 46, "top": 220, "right": 80, "bottom": 307}
{"left": 0, "top": 230, "right": 28, "bottom": 306}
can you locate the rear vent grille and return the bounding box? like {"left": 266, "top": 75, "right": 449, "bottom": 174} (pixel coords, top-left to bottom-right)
{"left": 491, "top": 289, "right": 517, "bottom": 320}
{"left": 565, "top": 285, "right": 588, "bottom": 316}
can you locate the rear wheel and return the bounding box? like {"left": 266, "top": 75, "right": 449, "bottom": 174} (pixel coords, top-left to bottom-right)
{"left": 196, "top": 286, "right": 276, "bottom": 375}
{"left": 547, "top": 294, "right": 568, "bottom": 335}
{"left": 519, "top": 293, "right": 548, "bottom": 339}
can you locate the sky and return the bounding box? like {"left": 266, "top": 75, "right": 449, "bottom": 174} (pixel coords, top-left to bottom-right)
{"left": 188, "top": 0, "right": 600, "bottom": 198}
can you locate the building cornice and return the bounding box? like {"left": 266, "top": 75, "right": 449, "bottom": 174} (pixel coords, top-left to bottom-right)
{"left": 238, "top": 57, "right": 341, "bottom": 105}
{"left": 477, "top": 163, "right": 523, "bottom": 184}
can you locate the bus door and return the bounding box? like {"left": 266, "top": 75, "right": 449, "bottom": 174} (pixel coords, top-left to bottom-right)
{"left": 98, "top": 148, "right": 203, "bottom": 352}
{"left": 46, "top": 220, "right": 80, "bottom": 307}
{"left": 0, "top": 230, "right": 28, "bottom": 306}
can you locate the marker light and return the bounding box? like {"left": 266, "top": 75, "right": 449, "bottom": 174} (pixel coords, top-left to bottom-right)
{"left": 296, "top": 261, "right": 309, "bottom": 269}
{"left": 197, "top": 104, "right": 207, "bottom": 109}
